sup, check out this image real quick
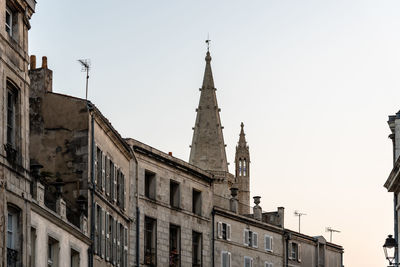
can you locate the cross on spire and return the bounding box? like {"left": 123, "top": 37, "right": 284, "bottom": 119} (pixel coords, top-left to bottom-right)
{"left": 205, "top": 36, "right": 211, "bottom": 52}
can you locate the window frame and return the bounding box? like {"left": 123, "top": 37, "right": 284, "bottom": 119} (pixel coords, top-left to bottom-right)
{"left": 5, "top": 6, "right": 12, "bottom": 36}
{"left": 265, "top": 234, "right": 273, "bottom": 252}
{"left": 221, "top": 251, "right": 231, "bottom": 267}
{"left": 192, "top": 189, "right": 202, "bottom": 216}
{"left": 144, "top": 170, "right": 156, "bottom": 200}
{"left": 244, "top": 256, "right": 253, "bottom": 267}
{"left": 192, "top": 231, "right": 202, "bottom": 267}
{"left": 170, "top": 180, "right": 180, "bottom": 208}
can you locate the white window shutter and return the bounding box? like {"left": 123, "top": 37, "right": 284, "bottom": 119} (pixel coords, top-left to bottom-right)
{"left": 226, "top": 224, "right": 231, "bottom": 241}
{"left": 250, "top": 258, "right": 253, "bottom": 267}
{"left": 252, "top": 232, "right": 258, "bottom": 248}
{"left": 244, "top": 229, "right": 249, "bottom": 245}
{"left": 101, "top": 209, "right": 105, "bottom": 258}
{"left": 228, "top": 252, "right": 231, "bottom": 267}
{"left": 94, "top": 145, "right": 97, "bottom": 184}
{"left": 298, "top": 244, "right": 302, "bottom": 262}
{"left": 102, "top": 154, "right": 106, "bottom": 191}
{"left": 217, "top": 222, "right": 222, "bottom": 239}
{"left": 105, "top": 212, "right": 109, "bottom": 261}
{"left": 94, "top": 203, "right": 98, "bottom": 254}
{"left": 270, "top": 236, "right": 273, "bottom": 252}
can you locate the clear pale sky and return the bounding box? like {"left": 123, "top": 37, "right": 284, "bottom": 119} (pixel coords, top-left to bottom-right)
{"left": 29, "top": 1, "right": 400, "bottom": 266}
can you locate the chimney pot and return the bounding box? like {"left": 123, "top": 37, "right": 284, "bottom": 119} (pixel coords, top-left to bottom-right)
{"left": 168, "top": 152, "right": 172, "bottom": 156}
{"left": 30, "top": 55, "right": 36, "bottom": 70}
{"left": 42, "top": 56, "right": 48, "bottom": 69}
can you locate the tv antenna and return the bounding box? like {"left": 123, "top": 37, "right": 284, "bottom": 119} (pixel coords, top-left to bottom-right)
{"left": 294, "top": 210, "right": 307, "bottom": 233}
{"left": 78, "top": 59, "right": 91, "bottom": 100}
{"left": 326, "top": 227, "right": 341, "bottom": 243}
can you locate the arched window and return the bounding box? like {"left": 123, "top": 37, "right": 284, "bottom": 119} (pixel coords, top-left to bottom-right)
{"left": 238, "top": 160, "right": 242, "bottom": 176}
{"left": 243, "top": 160, "right": 247, "bottom": 176}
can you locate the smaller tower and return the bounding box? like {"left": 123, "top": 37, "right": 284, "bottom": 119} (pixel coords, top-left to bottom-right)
{"left": 235, "top": 122, "right": 250, "bottom": 214}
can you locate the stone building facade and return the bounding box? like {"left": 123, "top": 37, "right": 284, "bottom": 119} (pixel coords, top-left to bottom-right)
{"left": 28, "top": 58, "right": 133, "bottom": 267}
{"left": 126, "top": 138, "right": 214, "bottom": 267}
{"left": 0, "top": 0, "right": 35, "bottom": 266}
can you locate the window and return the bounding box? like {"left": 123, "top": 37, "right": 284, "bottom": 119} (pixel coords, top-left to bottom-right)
{"left": 289, "top": 242, "right": 301, "bottom": 261}
{"left": 7, "top": 207, "right": 20, "bottom": 267}
{"left": 244, "top": 256, "right": 253, "bottom": 267}
{"left": 192, "top": 231, "right": 202, "bottom": 267}
{"left": 7, "top": 85, "right": 18, "bottom": 149}
{"left": 217, "top": 222, "right": 231, "bottom": 241}
{"left": 243, "top": 229, "right": 257, "bottom": 248}
{"left": 105, "top": 157, "right": 110, "bottom": 196}
{"left": 123, "top": 226, "right": 128, "bottom": 267}
{"left": 238, "top": 160, "right": 242, "bottom": 176}
{"left": 117, "top": 171, "right": 125, "bottom": 209}
{"left": 145, "top": 170, "right": 156, "bottom": 199}
{"left": 31, "top": 228, "right": 36, "bottom": 267}
{"left": 192, "top": 189, "right": 202, "bottom": 216}
{"left": 265, "top": 234, "right": 273, "bottom": 252}
{"left": 70, "top": 249, "right": 79, "bottom": 267}
{"left": 94, "top": 204, "right": 104, "bottom": 257}
{"left": 48, "top": 236, "right": 59, "bottom": 267}
{"left": 169, "top": 224, "right": 180, "bottom": 267}
{"left": 170, "top": 180, "right": 180, "bottom": 208}
{"left": 264, "top": 262, "right": 273, "bottom": 267}
{"left": 144, "top": 217, "right": 156, "bottom": 266}
{"left": 5, "top": 7, "right": 12, "bottom": 36}
{"left": 221, "top": 251, "right": 231, "bottom": 267}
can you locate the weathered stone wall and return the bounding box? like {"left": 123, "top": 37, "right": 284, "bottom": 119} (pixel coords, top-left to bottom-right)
{"left": 31, "top": 206, "right": 90, "bottom": 267}
{"left": 129, "top": 140, "right": 213, "bottom": 267}
{"left": 214, "top": 213, "right": 284, "bottom": 267}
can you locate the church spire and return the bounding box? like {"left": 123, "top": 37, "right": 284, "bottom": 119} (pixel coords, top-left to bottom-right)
{"left": 235, "top": 122, "right": 250, "bottom": 214}
{"left": 189, "top": 50, "right": 228, "bottom": 172}
{"left": 238, "top": 122, "right": 247, "bottom": 148}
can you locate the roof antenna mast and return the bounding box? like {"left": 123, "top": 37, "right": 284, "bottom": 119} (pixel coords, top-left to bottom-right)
{"left": 326, "top": 227, "right": 341, "bottom": 243}
{"left": 294, "top": 210, "right": 307, "bottom": 233}
{"left": 78, "top": 59, "right": 91, "bottom": 100}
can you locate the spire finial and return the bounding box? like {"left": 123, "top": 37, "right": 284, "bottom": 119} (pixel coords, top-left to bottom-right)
{"left": 205, "top": 34, "right": 211, "bottom": 52}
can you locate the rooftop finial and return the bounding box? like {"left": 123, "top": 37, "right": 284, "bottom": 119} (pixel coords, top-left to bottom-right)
{"left": 205, "top": 34, "right": 211, "bottom": 52}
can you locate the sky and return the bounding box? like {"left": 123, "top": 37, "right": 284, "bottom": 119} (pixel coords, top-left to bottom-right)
{"left": 28, "top": 1, "right": 400, "bottom": 266}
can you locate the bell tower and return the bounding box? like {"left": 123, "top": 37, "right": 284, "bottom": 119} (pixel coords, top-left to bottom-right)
{"left": 235, "top": 122, "right": 250, "bottom": 214}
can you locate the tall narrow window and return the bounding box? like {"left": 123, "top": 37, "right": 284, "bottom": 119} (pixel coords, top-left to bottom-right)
{"left": 243, "top": 160, "right": 247, "bottom": 176}
{"left": 31, "top": 227, "right": 36, "bottom": 267}
{"left": 110, "top": 161, "right": 115, "bottom": 201}
{"left": 238, "top": 160, "right": 242, "bottom": 176}
{"left": 145, "top": 170, "right": 156, "bottom": 200}
{"left": 7, "top": 207, "right": 20, "bottom": 267}
{"left": 192, "top": 231, "right": 202, "bottom": 267}
{"left": 192, "top": 189, "right": 202, "bottom": 216}
{"left": 170, "top": 180, "right": 180, "bottom": 208}
{"left": 244, "top": 256, "right": 253, "bottom": 267}
{"left": 144, "top": 217, "right": 156, "bottom": 266}
{"left": 221, "top": 251, "right": 231, "bottom": 267}
{"left": 70, "top": 249, "right": 79, "bottom": 267}
{"left": 7, "top": 86, "right": 18, "bottom": 149}
{"left": 265, "top": 235, "right": 273, "bottom": 252}
{"left": 105, "top": 157, "right": 110, "bottom": 196}
{"left": 96, "top": 148, "right": 102, "bottom": 188}
{"left": 5, "top": 7, "right": 12, "bottom": 36}
{"left": 169, "top": 224, "right": 180, "bottom": 267}
{"left": 48, "top": 236, "right": 59, "bottom": 267}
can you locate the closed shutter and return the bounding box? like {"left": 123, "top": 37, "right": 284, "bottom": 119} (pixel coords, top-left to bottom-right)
{"left": 222, "top": 251, "right": 231, "bottom": 267}
{"left": 252, "top": 232, "right": 258, "bottom": 248}
{"left": 111, "top": 217, "right": 116, "bottom": 265}
{"left": 101, "top": 209, "right": 105, "bottom": 258}
{"left": 217, "top": 222, "right": 222, "bottom": 239}
{"left": 288, "top": 242, "right": 292, "bottom": 260}
{"left": 110, "top": 162, "right": 115, "bottom": 201}
{"left": 105, "top": 212, "right": 109, "bottom": 261}
{"left": 113, "top": 167, "right": 117, "bottom": 203}
{"left": 94, "top": 145, "right": 97, "bottom": 185}
{"left": 105, "top": 157, "right": 110, "bottom": 196}
{"left": 97, "top": 149, "right": 102, "bottom": 188}
{"left": 102, "top": 153, "right": 106, "bottom": 191}
{"left": 94, "top": 203, "right": 98, "bottom": 254}
{"left": 117, "top": 222, "right": 121, "bottom": 266}
{"left": 122, "top": 173, "right": 125, "bottom": 210}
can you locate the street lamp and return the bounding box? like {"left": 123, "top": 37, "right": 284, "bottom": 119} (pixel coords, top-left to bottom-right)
{"left": 384, "top": 235, "right": 398, "bottom": 266}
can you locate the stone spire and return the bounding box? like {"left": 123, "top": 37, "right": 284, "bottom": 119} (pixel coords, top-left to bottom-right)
{"left": 235, "top": 122, "right": 250, "bottom": 214}
{"left": 189, "top": 51, "right": 228, "bottom": 172}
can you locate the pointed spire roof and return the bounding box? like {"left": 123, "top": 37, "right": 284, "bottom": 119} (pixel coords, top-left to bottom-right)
{"left": 189, "top": 50, "right": 228, "bottom": 172}
{"left": 238, "top": 122, "right": 247, "bottom": 148}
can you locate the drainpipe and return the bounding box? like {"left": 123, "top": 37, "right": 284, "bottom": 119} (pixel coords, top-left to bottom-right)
{"left": 391, "top": 132, "right": 399, "bottom": 265}
{"left": 212, "top": 208, "right": 215, "bottom": 267}
{"left": 88, "top": 102, "right": 95, "bottom": 267}
{"left": 133, "top": 151, "right": 140, "bottom": 267}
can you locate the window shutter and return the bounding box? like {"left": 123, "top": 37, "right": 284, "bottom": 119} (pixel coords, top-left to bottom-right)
{"left": 244, "top": 229, "right": 249, "bottom": 245}
{"left": 228, "top": 252, "right": 231, "bottom": 267}
{"left": 94, "top": 145, "right": 97, "bottom": 185}
{"left": 250, "top": 258, "right": 253, "bottom": 267}
{"left": 270, "top": 236, "right": 273, "bottom": 252}
{"left": 101, "top": 209, "right": 105, "bottom": 258}
{"left": 105, "top": 212, "right": 109, "bottom": 261}
{"left": 252, "top": 232, "right": 258, "bottom": 248}
{"left": 110, "top": 162, "right": 114, "bottom": 201}
{"left": 113, "top": 167, "right": 117, "bottom": 203}
{"left": 102, "top": 154, "right": 106, "bottom": 191}
{"left": 122, "top": 173, "right": 126, "bottom": 210}
{"left": 226, "top": 224, "right": 231, "bottom": 241}
{"left": 117, "top": 222, "right": 121, "bottom": 266}
{"left": 105, "top": 157, "right": 109, "bottom": 196}
{"left": 124, "top": 226, "right": 128, "bottom": 267}
{"left": 298, "top": 244, "right": 301, "bottom": 262}
{"left": 217, "top": 222, "right": 222, "bottom": 239}
{"left": 94, "top": 203, "right": 98, "bottom": 254}
{"left": 288, "top": 242, "right": 292, "bottom": 260}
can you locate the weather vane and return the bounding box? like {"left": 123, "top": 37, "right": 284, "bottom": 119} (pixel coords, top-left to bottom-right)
{"left": 205, "top": 34, "right": 211, "bottom": 52}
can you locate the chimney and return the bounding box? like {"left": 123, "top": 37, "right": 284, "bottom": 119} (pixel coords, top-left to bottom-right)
{"left": 229, "top": 187, "right": 239, "bottom": 214}
{"left": 168, "top": 152, "right": 173, "bottom": 156}
{"left": 29, "top": 55, "right": 53, "bottom": 97}
{"left": 278, "top": 207, "right": 285, "bottom": 227}
{"left": 253, "top": 196, "right": 262, "bottom": 221}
